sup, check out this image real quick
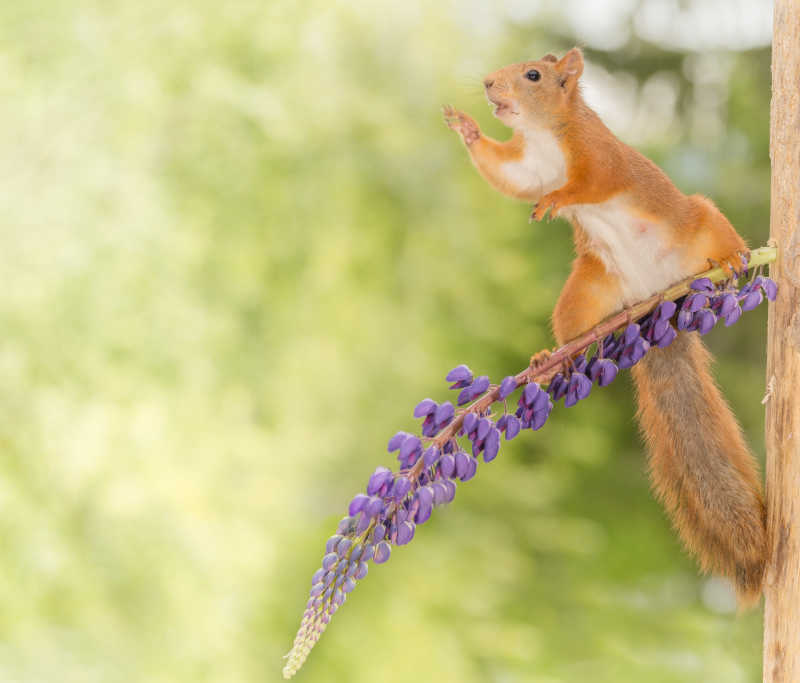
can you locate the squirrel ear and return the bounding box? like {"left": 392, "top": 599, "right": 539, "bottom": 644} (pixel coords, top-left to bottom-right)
{"left": 541, "top": 54, "right": 558, "bottom": 63}
{"left": 556, "top": 48, "right": 584, "bottom": 88}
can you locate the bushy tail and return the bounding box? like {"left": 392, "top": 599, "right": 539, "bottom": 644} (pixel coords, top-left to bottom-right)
{"left": 631, "top": 331, "right": 767, "bottom": 606}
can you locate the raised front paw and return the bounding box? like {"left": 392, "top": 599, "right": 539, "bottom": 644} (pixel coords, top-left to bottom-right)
{"left": 529, "top": 191, "right": 566, "bottom": 223}
{"left": 442, "top": 105, "right": 481, "bottom": 146}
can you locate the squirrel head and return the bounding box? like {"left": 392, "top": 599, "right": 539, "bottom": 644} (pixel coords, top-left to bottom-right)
{"left": 483, "top": 48, "right": 584, "bottom": 129}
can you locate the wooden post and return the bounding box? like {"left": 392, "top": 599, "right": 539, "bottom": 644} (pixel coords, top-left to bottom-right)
{"left": 763, "top": 2, "right": 800, "bottom": 681}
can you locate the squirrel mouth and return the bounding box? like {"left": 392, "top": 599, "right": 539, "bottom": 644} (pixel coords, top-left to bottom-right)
{"left": 488, "top": 97, "right": 514, "bottom": 117}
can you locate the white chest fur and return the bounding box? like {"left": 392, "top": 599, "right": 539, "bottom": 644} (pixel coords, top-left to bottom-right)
{"left": 563, "top": 196, "right": 685, "bottom": 304}
{"left": 500, "top": 128, "right": 567, "bottom": 197}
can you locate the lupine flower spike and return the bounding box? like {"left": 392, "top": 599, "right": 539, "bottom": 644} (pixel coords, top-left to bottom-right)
{"left": 282, "top": 248, "right": 777, "bottom": 679}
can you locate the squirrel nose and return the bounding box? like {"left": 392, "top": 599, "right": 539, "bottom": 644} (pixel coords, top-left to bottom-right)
{"left": 483, "top": 78, "right": 494, "bottom": 89}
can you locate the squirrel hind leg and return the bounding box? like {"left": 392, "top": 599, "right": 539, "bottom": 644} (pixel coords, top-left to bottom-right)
{"left": 632, "top": 332, "right": 767, "bottom": 607}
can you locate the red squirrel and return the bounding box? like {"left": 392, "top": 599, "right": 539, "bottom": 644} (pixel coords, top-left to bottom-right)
{"left": 444, "top": 48, "right": 766, "bottom": 606}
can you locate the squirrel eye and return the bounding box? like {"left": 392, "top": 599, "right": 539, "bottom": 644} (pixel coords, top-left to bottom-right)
{"left": 525, "top": 69, "right": 541, "bottom": 82}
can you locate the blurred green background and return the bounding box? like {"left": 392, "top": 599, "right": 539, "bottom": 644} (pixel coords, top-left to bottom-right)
{"left": 0, "top": 0, "right": 774, "bottom": 681}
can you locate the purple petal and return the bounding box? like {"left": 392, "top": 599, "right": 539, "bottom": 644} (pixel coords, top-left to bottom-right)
{"left": 413, "top": 398, "right": 437, "bottom": 418}
{"left": 325, "top": 535, "right": 343, "bottom": 554}
{"left": 505, "top": 415, "right": 521, "bottom": 440}
{"left": 454, "top": 451, "right": 470, "bottom": 478}
{"left": 387, "top": 432, "right": 409, "bottom": 452}
{"left": 373, "top": 541, "right": 391, "bottom": 564}
{"left": 477, "top": 417, "right": 491, "bottom": 441}
{"left": 434, "top": 401, "right": 455, "bottom": 426}
{"left": 684, "top": 293, "right": 709, "bottom": 312}
{"left": 367, "top": 467, "right": 393, "bottom": 495}
{"left": 623, "top": 323, "right": 641, "bottom": 345}
{"left": 348, "top": 494, "right": 370, "bottom": 517}
{"left": 423, "top": 446, "right": 440, "bottom": 466}
{"left": 439, "top": 454, "right": 455, "bottom": 478}
{"left": 760, "top": 277, "right": 778, "bottom": 301}
{"left": 432, "top": 482, "right": 448, "bottom": 505}
{"left": 462, "top": 412, "right": 477, "bottom": 435}
{"left": 355, "top": 562, "right": 368, "bottom": 580}
{"left": 498, "top": 376, "right": 518, "bottom": 399}
{"left": 724, "top": 305, "right": 742, "bottom": 326}
{"left": 496, "top": 414, "right": 508, "bottom": 432}
{"left": 470, "top": 375, "right": 490, "bottom": 398}
{"left": 740, "top": 289, "right": 763, "bottom": 311}
{"left": 371, "top": 524, "right": 386, "bottom": 543}
{"left": 442, "top": 480, "right": 456, "bottom": 503}
{"left": 597, "top": 359, "right": 618, "bottom": 387}
{"left": 676, "top": 309, "right": 694, "bottom": 330}
{"left": 460, "top": 456, "right": 478, "bottom": 481}
{"left": 656, "top": 300, "right": 677, "bottom": 319}
{"left": 446, "top": 364, "right": 473, "bottom": 383}
{"left": 391, "top": 476, "right": 411, "bottom": 500}
{"left": 322, "top": 553, "right": 338, "bottom": 571}
{"left": 396, "top": 521, "right": 415, "bottom": 545}
{"left": 523, "top": 382, "right": 541, "bottom": 407}
{"left": 652, "top": 317, "right": 669, "bottom": 341}
{"left": 365, "top": 496, "right": 383, "bottom": 518}
{"left": 690, "top": 277, "right": 714, "bottom": 292}
{"left": 718, "top": 293, "right": 738, "bottom": 317}
{"left": 656, "top": 325, "right": 677, "bottom": 348}
{"left": 696, "top": 309, "right": 717, "bottom": 334}
{"left": 336, "top": 538, "right": 352, "bottom": 558}
{"left": 399, "top": 435, "right": 421, "bottom": 461}
{"left": 415, "top": 499, "right": 433, "bottom": 523}
{"left": 483, "top": 427, "right": 501, "bottom": 462}
{"left": 457, "top": 386, "right": 474, "bottom": 406}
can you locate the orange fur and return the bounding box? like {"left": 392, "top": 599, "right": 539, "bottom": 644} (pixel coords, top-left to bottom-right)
{"left": 445, "top": 48, "right": 765, "bottom": 605}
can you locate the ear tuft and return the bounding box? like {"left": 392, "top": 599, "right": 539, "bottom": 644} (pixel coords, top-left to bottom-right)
{"left": 541, "top": 54, "right": 558, "bottom": 63}
{"left": 555, "top": 47, "right": 584, "bottom": 86}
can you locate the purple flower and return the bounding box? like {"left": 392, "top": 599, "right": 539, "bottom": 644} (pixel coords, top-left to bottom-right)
{"left": 695, "top": 309, "right": 717, "bottom": 335}
{"left": 655, "top": 325, "right": 677, "bottom": 348}
{"left": 483, "top": 427, "right": 501, "bottom": 462}
{"left": 505, "top": 415, "right": 521, "bottom": 440}
{"left": 622, "top": 323, "right": 640, "bottom": 345}
{"left": 684, "top": 292, "right": 709, "bottom": 312}
{"left": 758, "top": 276, "right": 778, "bottom": 301}
{"left": 458, "top": 375, "right": 490, "bottom": 405}
{"left": 439, "top": 454, "right": 455, "bottom": 478}
{"left": 690, "top": 277, "right": 714, "bottom": 292}
{"left": 348, "top": 494, "right": 369, "bottom": 517}
{"left": 285, "top": 254, "right": 781, "bottom": 680}
{"left": 564, "top": 372, "right": 592, "bottom": 407}
{"left": 676, "top": 309, "right": 694, "bottom": 331}
{"left": 498, "top": 375, "right": 517, "bottom": 399}
{"left": 655, "top": 300, "right": 677, "bottom": 319}
{"left": 387, "top": 432, "right": 409, "bottom": 452}
{"left": 367, "top": 467, "right": 393, "bottom": 495}
{"left": 434, "top": 401, "right": 455, "bottom": 426}
{"left": 391, "top": 476, "right": 411, "bottom": 500}
{"left": 740, "top": 288, "right": 763, "bottom": 311}
{"left": 446, "top": 364, "right": 473, "bottom": 388}
{"left": 413, "top": 398, "right": 437, "bottom": 418}
{"left": 724, "top": 304, "right": 742, "bottom": 326}
{"left": 423, "top": 446, "right": 440, "bottom": 466}
{"left": 373, "top": 541, "right": 391, "bottom": 564}
{"left": 396, "top": 521, "right": 416, "bottom": 545}
{"left": 462, "top": 412, "right": 477, "bottom": 435}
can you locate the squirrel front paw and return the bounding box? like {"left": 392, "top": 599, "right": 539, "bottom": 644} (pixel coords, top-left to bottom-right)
{"left": 443, "top": 105, "right": 481, "bottom": 146}
{"left": 709, "top": 249, "right": 751, "bottom": 278}
{"left": 530, "top": 191, "right": 567, "bottom": 223}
